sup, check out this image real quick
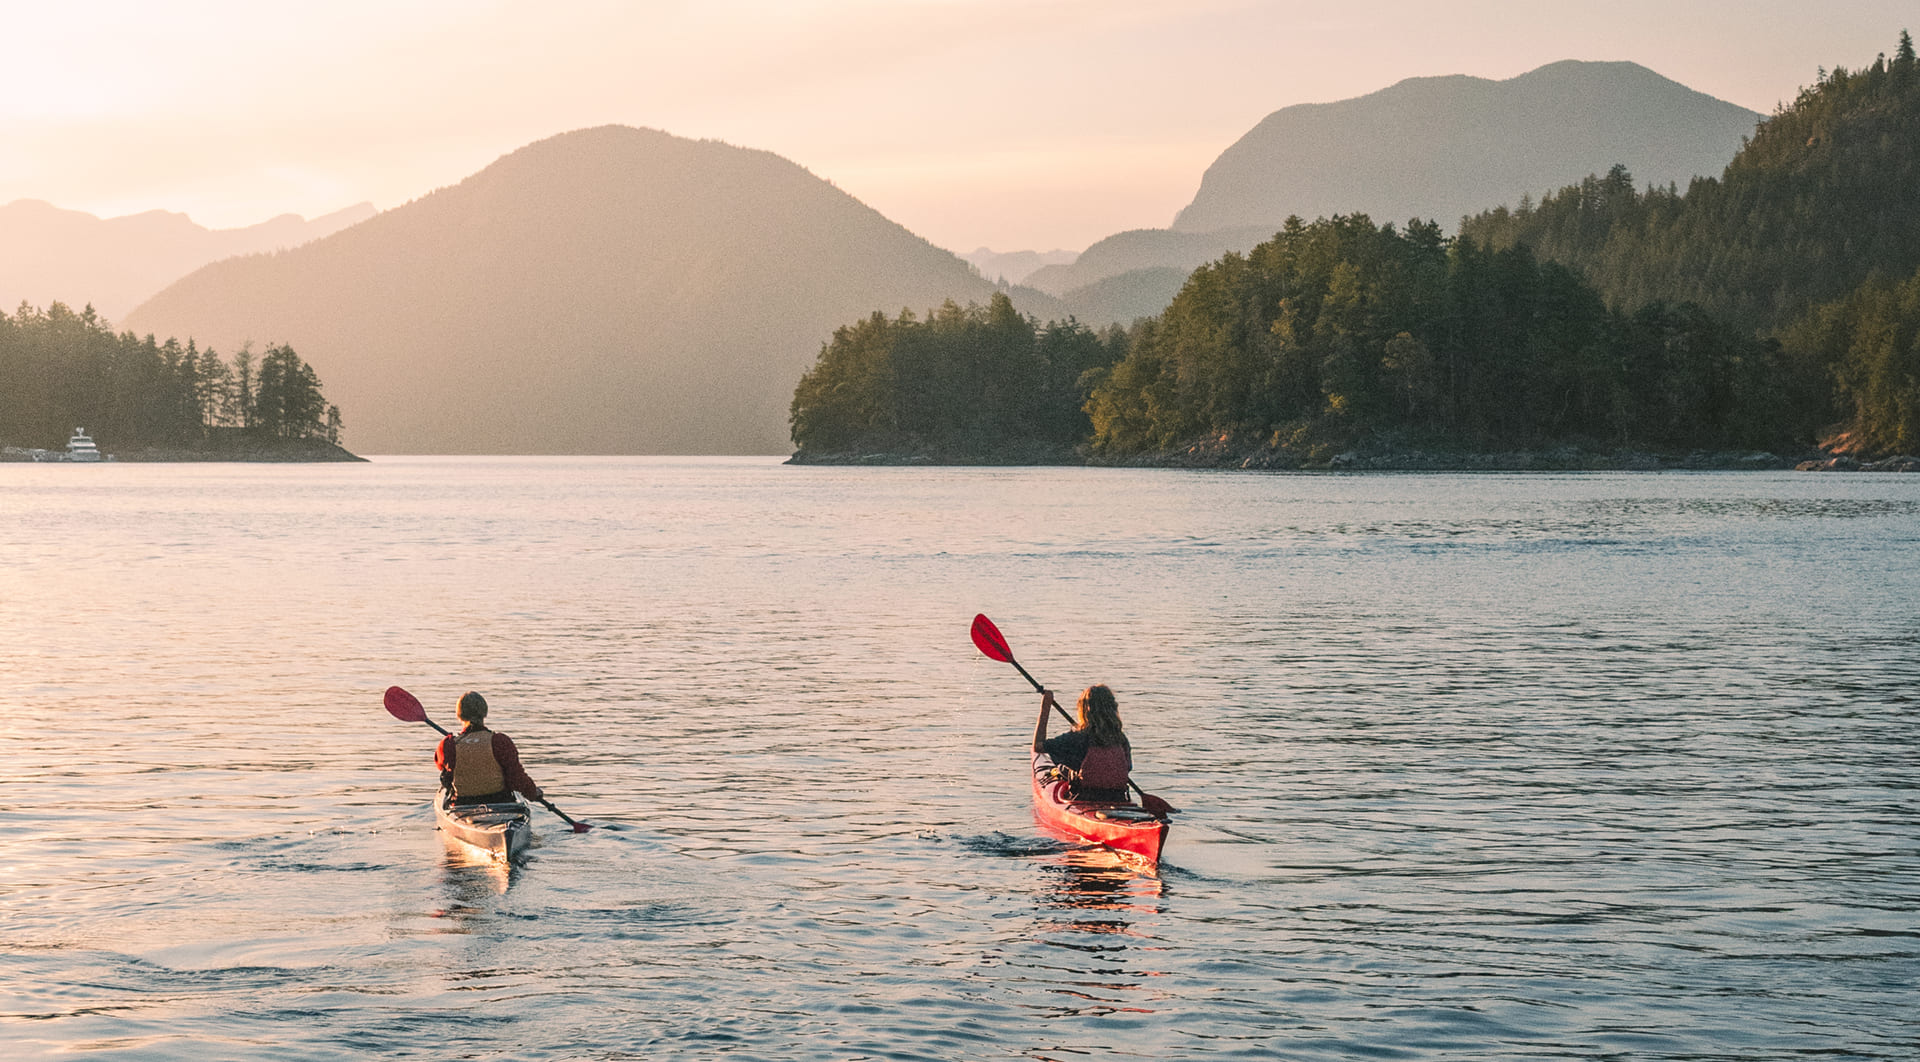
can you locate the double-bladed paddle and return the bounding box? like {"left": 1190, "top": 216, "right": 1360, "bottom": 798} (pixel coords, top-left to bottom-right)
{"left": 970, "top": 614, "right": 1178, "bottom": 817}
{"left": 382, "top": 685, "right": 592, "bottom": 832}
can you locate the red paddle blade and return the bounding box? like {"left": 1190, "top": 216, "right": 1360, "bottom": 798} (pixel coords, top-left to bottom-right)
{"left": 970, "top": 613, "right": 1015, "bottom": 663}
{"left": 383, "top": 685, "right": 427, "bottom": 723}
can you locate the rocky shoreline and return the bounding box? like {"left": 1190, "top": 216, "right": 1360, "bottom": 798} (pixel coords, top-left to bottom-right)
{"left": 2, "top": 439, "right": 365, "bottom": 463}
{"left": 789, "top": 435, "right": 1920, "bottom": 472}
{"left": 787, "top": 440, "right": 1081, "bottom": 466}
{"left": 1791, "top": 454, "right": 1920, "bottom": 472}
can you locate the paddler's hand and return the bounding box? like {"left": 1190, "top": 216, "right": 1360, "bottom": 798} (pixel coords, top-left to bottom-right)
{"left": 1033, "top": 690, "right": 1055, "bottom": 753}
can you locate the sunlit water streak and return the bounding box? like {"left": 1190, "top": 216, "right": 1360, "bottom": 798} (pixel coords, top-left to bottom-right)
{"left": 2, "top": 458, "right": 1915, "bottom": 1060}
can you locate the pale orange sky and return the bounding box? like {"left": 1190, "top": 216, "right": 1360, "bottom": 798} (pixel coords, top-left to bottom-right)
{"left": 1, "top": 0, "right": 1908, "bottom": 252}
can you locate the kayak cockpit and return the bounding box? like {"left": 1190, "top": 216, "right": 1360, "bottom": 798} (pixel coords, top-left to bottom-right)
{"left": 435, "top": 790, "right": 533, "bottom": 863}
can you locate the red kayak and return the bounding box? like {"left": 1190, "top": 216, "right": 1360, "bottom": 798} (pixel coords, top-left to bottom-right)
{"left": 1031, "top": 752, "right": 1169, "bottom": 866}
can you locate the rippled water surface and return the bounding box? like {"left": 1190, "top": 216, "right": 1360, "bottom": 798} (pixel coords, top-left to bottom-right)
{"left": 3, "top": 459, "right": 1916, "bottom": 1060}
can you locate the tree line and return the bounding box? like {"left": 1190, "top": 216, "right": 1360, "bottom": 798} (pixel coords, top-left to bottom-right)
{"left": 792, "top": 217, "right": 1821, "bottom": 458}
{"left": 1083, "top": 216, "right": 1820, "bottom": 454}
{"left": 0, "top": 301, "right": 341, "bottom": 450}
{"left": 790, "top": 294, "right": 1123, "bottom": 455}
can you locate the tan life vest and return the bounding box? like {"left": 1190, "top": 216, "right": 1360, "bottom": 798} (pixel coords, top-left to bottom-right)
{"left": 449, "top": 730, "right": 506, "bottom": 798}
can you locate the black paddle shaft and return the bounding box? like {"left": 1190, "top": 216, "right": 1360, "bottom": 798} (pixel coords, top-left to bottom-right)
{"left": 1008, "top": 655, "right": 1078, "bottom": 728}
{"left": 539, "top": 799, "right": 584, "bottom": 829}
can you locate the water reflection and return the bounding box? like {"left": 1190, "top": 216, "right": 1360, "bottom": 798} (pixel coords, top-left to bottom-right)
{"left": 1039, "top": 848, "right": 1165, "bottom": 915}
{"left": 7, "top": 461, "right": 1915, "bottom": 1060}
{"left": 1028, "top": 848, "right": 1167, "bottom": 1017}
{"left": 434, "top": 835, "right": 515, "bottom": 905}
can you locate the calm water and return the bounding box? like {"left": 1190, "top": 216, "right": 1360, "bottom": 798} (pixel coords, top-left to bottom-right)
{"left": 2, "top": 458, "right": 1916, "bottom": 1060}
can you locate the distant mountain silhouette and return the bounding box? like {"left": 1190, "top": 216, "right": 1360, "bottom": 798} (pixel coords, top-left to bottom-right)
{"left": 1173, "top": 60, "right": 1761, "bottom": 234}
{"left": 125, "top": 126, "right": 1051, "bottom": 454}
{"left": 994, "top": 61, "right": 1761, "bottom": 325}
{"left": 960, "top": 246, "right": 1076, "bottom": 286}
{"left": 1021, "top": 227, "right": 1274, "bottom": 298}
{"left": 1055, "top": 267, "right": 1191, "bottom": 327}
{"left": 0, "top": 199, "right": 374, "bottom": 321}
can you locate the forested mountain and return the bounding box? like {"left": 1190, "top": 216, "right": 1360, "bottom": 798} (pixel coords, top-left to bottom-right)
{"left": 990, "top": 61, "right": 1757, "bottom": 328}
{"left": 796, "top": 37, "right": 1920, "bottom": 463}
{"left": 1175, "top": 60, "right": 1760, "bottom": 236}
{"left": 1458, "top": 33, "right": 1920, "bottom": 452}
{"left": 792, "top": 217, "right": 1816, "bottom": 461}
{"left": 0, "top": 302, "right": 341, "bottom": 451}
{"left": 1460, "top": 36, "right": 1920, "bottom": 334}
{"left": 1079, "top": 217, "right": 1815, "bottom": 456}
{"left": 125, "top": 126, "right": 1057, "bottom": 454}
{"left": 0, "top": 199, "right": 374, "bottom": 321}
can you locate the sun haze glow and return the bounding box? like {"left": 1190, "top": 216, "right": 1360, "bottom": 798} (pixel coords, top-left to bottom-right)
{"left": 1, "top": 0, "right": 1910, "bottom": 251}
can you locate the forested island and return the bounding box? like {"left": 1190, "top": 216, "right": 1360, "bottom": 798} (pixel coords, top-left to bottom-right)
{"left": 790, "top": 34, "right": 1920, "bottom": 470}
{"left": 0, "top": 302, "right": 358, "bottom": 461}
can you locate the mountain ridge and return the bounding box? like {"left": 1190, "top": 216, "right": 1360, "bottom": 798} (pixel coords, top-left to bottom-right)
{"left": 1172, "top": 59, "right": 1762, "bottom": 234}
{"left": 123, "top": 125, "right": 1050, "bottom": 454}
{"left": 0, "top": 199, "right": 375, "bottom": 321}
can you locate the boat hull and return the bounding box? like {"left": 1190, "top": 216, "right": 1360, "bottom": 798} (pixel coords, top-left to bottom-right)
{"left": 1030, "top": 752, "right": 1168, "bottom": 866}
{"left": 435, "top": 791, "right": 532, "bottom": 862}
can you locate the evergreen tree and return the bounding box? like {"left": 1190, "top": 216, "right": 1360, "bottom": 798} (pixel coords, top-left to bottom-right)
{"left": 0, "top": 303, "right": 342, "bottom": 451}
{"left": 790, "top": 294, "right": 1125, "bottom": 455}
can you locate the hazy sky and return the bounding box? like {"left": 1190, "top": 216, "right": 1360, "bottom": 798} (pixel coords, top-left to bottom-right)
{"left": 2, "top": 1, "right": 1909, "bottom": 252}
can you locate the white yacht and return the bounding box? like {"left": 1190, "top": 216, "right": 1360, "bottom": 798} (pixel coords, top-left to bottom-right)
{"left": 64, "top": 427, "right": 103, "bottom": 462}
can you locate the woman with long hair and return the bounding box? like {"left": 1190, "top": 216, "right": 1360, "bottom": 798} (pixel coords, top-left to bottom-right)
{"left": 1032, "top": 683, "right": 1132, "bottom": 801}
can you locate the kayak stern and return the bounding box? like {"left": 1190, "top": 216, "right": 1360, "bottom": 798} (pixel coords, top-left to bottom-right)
{"left": 1030, "top": 752, "right": 1169, "bottom": 866}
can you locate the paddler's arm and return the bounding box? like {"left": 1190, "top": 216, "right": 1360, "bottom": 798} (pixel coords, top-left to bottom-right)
{"left": 491, "top": 732, "right": 544, "bottom": 802}
{"left": 1032, "top": 689, "right": 1057, "bottom": 754}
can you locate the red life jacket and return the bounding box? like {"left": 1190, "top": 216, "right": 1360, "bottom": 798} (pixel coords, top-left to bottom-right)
{"left": 1076, "top": 743, "right": 1131, "bottom": 791}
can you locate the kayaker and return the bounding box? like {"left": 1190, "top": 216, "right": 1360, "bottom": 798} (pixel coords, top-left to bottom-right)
{"left": 435, "top": 692, "right": 545, "bottom": 806}
{"left": 1033, "top": 685, "right": 1132, "bottom": 802}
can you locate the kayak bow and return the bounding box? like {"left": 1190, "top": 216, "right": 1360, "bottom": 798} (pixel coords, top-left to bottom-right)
{"left": 1031, "top": 752, "right": 1169, "bottom": 866}
{"left": 435, "top": 790, "right": 532, "bottom": 863}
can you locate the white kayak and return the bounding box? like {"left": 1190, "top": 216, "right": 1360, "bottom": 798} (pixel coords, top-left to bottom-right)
{"left": 435, "top": 790, "right": 532, "bottom": 862}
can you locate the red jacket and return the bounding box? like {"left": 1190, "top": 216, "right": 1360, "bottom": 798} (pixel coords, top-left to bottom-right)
{"left": 436, "top": 727, "right": 543, "bottom": 801}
